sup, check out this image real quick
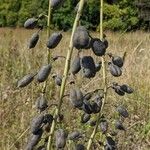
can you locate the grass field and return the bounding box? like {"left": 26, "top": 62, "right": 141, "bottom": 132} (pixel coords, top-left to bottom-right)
{"left": 0, "top": 28, "right": 150, "bottom": 150}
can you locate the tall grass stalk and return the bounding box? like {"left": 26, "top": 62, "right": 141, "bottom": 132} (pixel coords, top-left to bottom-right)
{"left": 42, "top": 0, "right": 52, "bottom": 93}
{"left": 47, "top": 0, "right": 85, "bottom": 149}
{"left": 87, "top": 0, "right": 107, "bottom": 149}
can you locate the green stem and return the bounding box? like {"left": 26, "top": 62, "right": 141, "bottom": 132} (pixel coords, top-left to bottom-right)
{"left": 42, "top": 0, "right": 52, "bottom": 94}
{"left": 47, "top": 0, "right": 85, "bottom": 150}
{"left": 87, "top": 0, "right": 107, "bottom": 149}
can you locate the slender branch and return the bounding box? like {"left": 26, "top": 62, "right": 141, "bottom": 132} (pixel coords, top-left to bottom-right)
{"left": 87, "top": 0, "right": 106, "bottom": 149}
{"left": 47, "top": 1, "right": 85, "bottom": 149}
{"left": 42, "top": 0, "right": 52, "bottom": 94}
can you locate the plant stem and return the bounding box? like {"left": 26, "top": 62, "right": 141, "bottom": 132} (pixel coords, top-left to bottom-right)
{"left": 87, "top": 0, "right": 107, "bottom": 149}
{"left": 42, "top": 0, "right": 52, "bottom": 93}
{"left": 47, "top": 1, "right": 85, "bottom": 149}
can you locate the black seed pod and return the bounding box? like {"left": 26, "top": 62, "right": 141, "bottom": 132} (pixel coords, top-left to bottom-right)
{"left": 91, "top": 101, "right": 101, "bottom": 114}
{"left": 112, "top": 85, "right": 125, "bottom": 96}
{"left": 73, "top": 26, "right": 90, "bottom": 49}
{"left": 112, "top": 56, "right": 124, "bottom": 68}
{"left": 105, "top": 136, "right": 116, "bottom": 150}
{"left": 91, "top": 38, "right": 106, "bottom": 56}
{"left": 51, "top": 0, "right": 64, "bottom": 9}
{"left": 82, "top": 100, "right": 93, "bottom": 114}
{"left": 109, "top": 63, "right": 122, "bottom": 77}
{"left": 37, "top": 64, "right": 52, "bottom": 82}
{"left": 115, "top": 120, "right": 125, "bottom": 131}
{"left": 71, "top": 56, "right": 81, "bottom": 75}
{"left": 99, "top": 120, "right": 108, "bottom": 134}
{"left": 35, "top": 95, "right": 48, "bottom": 112}
{"left": 47, "top": 32, "right": 62, "bottom": 49}
{"left": 43, "top": 114, "right": 53, "bottom": 124}
{"left": 120, "top": 84, "right": 134, "bottom": 94}
{"left": 68, "top": 131, "right": 81, "bottom": 141}
{"left": 26, "top": 129, "right": 43, "bottom": 150}
{"left": 95, "top": 61, "right": 102, "bottom": 72}
{"left": 74, "top": 144, "right": 85, "bottom": 150}
{"left": 24, "top": 18, "right": 38, "bottom": 29}
{"left": 116, "top": 106, "right": 129, "bottom": 118}
{"left": 70, "top": 88, "right": 83, "bottom": 108}
{"left": 81, "top": 113, "right": 91, "bottom": 123}
{"left": 83, "top": 93, "right": 92, "bottom": 101}
{"left": 17, "top": 73, "right": 35, "bottom": 88}
{"left": 31, "top": 114, "right": 44, "bottom": 134}
{"left": 28, "top": 32, "right": 39, "bottom": 49}
{"left": 81, "top": 56, "right": 96, "bottom": 78}
{"left": 55, "top": 129, "right": 67, "bottom": 149}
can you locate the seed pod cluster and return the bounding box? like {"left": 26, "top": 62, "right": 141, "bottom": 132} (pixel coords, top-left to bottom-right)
{"left": 36, "top": 64, "right": 52, "bottom": 82}
{"left": 47, "top": 32, "right": 62, "bottom": 49}
{"left": 73, "top": 26, "right": 90, "bottom": 50}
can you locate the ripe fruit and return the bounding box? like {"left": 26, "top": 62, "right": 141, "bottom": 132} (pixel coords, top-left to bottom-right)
{"left": 109, "top": 63, "right": 122, "bottom": 77}
{"left": 36, "top": 64, "right": 52, "bottom": 82}
{"left": 91, "top": 38, "right": 106, "bottom": 56}
{"left": 55, "top": 129, "right": 67, "bottom": 149}
{"left": 71, "top": 55, "right": 81, "bottom": 75}
{"left": 81, "top": 113, "right": 91, "bottom": 123}
{"left": 47, "top": 32, "right": 62, "bottom": 49}
{"left": 120, "top": 84, "right": 134, "bottom": 94}
{"left": 35, "top": 94, "right": 48, "bottom": 112}
{"left": 73, "top": 26, "right": 90, "bottom": 49}
{"left": 81, "top": 56, "right": 96, "bottom": 78}
{"left": 24, "top": 18, "right": 38, "bottom": 29}
{"left": 31, "top": 114, "right": 44, "bottom": 134}
{"left": 17, "top": 73, "right": 35, "bottom": 88}
{"left": 28, "top": 32, "right": 39, "bottom": 49}
{"left": 116, "top": 105, "right": 129, "bottom": 118}
{"left": 70, "top": 88, "right": 83, "bottom": 108}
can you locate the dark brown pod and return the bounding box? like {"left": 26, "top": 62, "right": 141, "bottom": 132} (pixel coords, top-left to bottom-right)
{"left": 24, "top": 18, "right": 38, "bottom": 29}
{"left": 112, "top": 85, "right": 125, "bottom": 96}
{"left": 17, "top": 73, "right": 35, "bottom": 88}
{"left": 91, "top": 38, "right": 106, "bottom": 56}
{"left": 47, "top": 32, "right": 62, "bottom": 49}
{"left": 37, "top": 64, "right": 52, "bottom": 82}
{"left": 109, "top": 63, "right": 122, "bottom": 77}
{"left": 105, "top": 136, "right": 116, "bottom": 150}
{"left": 115, "top": 120, "right": 125, "bottom": 131}
{"left": 116, "top": 105, "right": 129, "bottom": 118}
{"left": 120, "top": 84, "right": 134, "bottom": 94}
{"left": 28, "top": 32, "right": 39, "bottom": 49}
{"left": 70, "top": 88, "right": 83, "bottom": 108}
{"left": 55, "top": 129, "right": 67, "bottom": 149}
{"left": 81, "top": 113, "right": 91, "bottom": 123}
{"left": 112, "top": 56, "right": 124, "bottom": 68}
{"left": 68, "top": 131, "right": 81, "bottom": 141}
{"left": 71, "top": 56, "right": 81, "bottom": 75}
{"left": 81, "top": 56, "right": 96, "bottom": 78}
{"left": 99, "top": 120, "right": 108, "bottom": 134}
{"left": 25, "top": 129, "right": 43, "bottom": 150}
{"left": 73, "top": 26, "right": 90, "bottom": 50}
{"left": 31, "top": 114, "right": 44, "bottom": 134}
{"left": 35, "top": 94, "right": 48, "bottom": 112}
{"left": 82, "top": 100, "right": 93, "bottom": 114}
{"left": 74, "top": 144, "right": 85, "bottom": 150}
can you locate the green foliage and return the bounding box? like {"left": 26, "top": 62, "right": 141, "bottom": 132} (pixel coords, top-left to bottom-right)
{"left": 0, "top": 0, "right": 144, "bottom": 30}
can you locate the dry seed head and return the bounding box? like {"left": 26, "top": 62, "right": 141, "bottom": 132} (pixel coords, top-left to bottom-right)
{"left": 24, "top": 18, "right": 38, "bottom": 29}
{"left": 31, "top": 114, "right": 44, "bottom": 135}
{"left": 73, "top": 26, "right": 90, "bottom": 50}
{"left": 36, "top": 64, "right": 52, "bottom": 82}
{"left": 28, "top": 32, "right": 39, "bottom": 49}
{"left": 47, "top": 32, "right": 62, "bottom": 49}
{"left": 17, "top": 73, "right": 35, "bottom": 88}
{"left": 109, "top": 63, "right": 122, "bottom": 77}
{"left": 91, "top": 38, "right": 106, "bottom": 56}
